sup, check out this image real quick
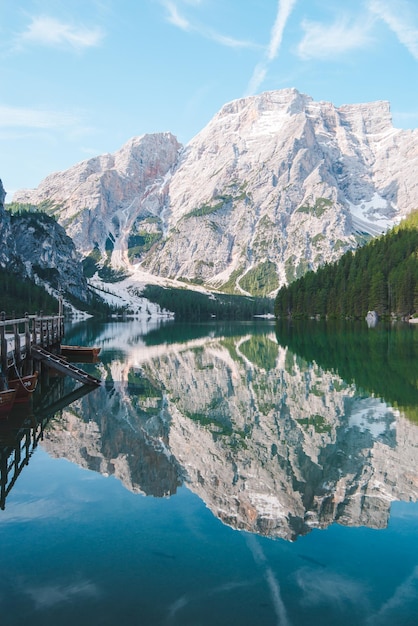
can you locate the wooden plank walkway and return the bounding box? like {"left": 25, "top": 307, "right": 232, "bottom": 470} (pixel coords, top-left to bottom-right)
{"left": 31, "top": 346, "right": 101, "bottom": 386}
{"left": 0, "top": 309, "right": 101, "bottom": 388}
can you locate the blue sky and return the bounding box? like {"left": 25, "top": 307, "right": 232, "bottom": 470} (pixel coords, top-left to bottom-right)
{"left": 1, "top": 0, "right": 418, "bottom": 196}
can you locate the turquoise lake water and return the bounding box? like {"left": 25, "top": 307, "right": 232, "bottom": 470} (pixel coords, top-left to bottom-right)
{"left": 1, "top": 319, "right": 418, "bottom": 625}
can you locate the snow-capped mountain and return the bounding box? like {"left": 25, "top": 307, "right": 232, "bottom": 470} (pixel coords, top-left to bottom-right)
{"left": 13, "top": 89, "right": 418, "bottom": 297}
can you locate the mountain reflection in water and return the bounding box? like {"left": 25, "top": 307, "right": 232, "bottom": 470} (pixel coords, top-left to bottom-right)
{"left": 33, "top": 319, "right": 418, "bottom": 542}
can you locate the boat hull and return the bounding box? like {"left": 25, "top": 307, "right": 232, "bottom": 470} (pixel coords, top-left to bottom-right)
{"left": 0, "top": 389, "right": 16, "bottom": 416}
{"left": 60, "top": 345, "right": 101, "bottom": 361}
{"left": 8, "top": 372, "right": 38, "bottom": 403}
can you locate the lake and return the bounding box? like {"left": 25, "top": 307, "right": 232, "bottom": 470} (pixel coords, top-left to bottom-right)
{"left": 1, "top": 318, "right": 418, "bottom": 626}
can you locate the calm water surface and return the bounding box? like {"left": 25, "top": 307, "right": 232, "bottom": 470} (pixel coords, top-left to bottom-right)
{"left": 1, "top": 319, "right": 418, "bottom": 626}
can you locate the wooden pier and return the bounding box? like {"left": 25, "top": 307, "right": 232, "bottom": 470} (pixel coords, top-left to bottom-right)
{"left": 0, "top": 309, "right": 101, "bottom": 389}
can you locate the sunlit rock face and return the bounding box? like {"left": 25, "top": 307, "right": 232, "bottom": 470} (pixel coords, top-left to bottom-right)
{"left": 13, "top": 89, "right": 418, "bottom": 296}
{"left": 13, "top": 133, "right": 182, "bottom": 261}
{"left": 0, "top": 179, "right": 89, "bottom": 300}
{"left": 41, "top": 328, "right": 418, "bottom": 541}
{"left": 10, "top": 213, "right": 90, "bottom": 302}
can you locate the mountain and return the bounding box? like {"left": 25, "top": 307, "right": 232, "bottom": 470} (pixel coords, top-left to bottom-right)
{"left": 0, "top": 179, "right": 91, "bottom": 307}
{"left": 12, "top": 89, "right": 418, "bottom": 299}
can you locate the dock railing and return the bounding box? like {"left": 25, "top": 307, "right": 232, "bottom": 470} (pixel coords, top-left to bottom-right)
{"left": 0, "top": 311, "right": 65, "bottom": 378}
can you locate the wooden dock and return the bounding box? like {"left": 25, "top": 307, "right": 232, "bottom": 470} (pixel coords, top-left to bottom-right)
{"left": 0, "top": 309, "right": 101, "bottom": 389}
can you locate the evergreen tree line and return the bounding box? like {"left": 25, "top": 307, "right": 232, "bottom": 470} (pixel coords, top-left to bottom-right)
{"left": 0, "top": 266, "right": 119, "bottom": 318}
{"left": 275, "top": 214, "right": 418, "bottom": 319}
{"left": 0, "top": 266, "right": 58, "bottom": 316}
{"left": 142, "top": 285, "right": 274, "bottom": 320}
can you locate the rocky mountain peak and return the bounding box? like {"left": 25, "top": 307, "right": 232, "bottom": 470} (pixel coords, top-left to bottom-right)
{"left": 12, "top": 88, "right": 418, "bottom": 300}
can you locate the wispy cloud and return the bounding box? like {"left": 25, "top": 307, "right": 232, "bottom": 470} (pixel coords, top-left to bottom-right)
{"left": 295, "top": 567, "right": 368, "bottom": 611}
{"left": 0, "top": 105, "right": 79, "bottom": 129}
{"left": 246, "top": 0, "right": 298, "bottom": 95}
{"left": 24, "top": 580, "right": 101, "bottom": 610}
{"left": 18, "top": 15, "right": 104, "bottom": 52}
{"left": 162, "top": 0, "right": 191, "bottom": 31}
{"left": 206, "top": 30, "right": 258, "bottom": 49}
{"left": 297, "top": 15, "right": 374, "bottom": 60}
{"left": 160, "top": 0, "right": 258, "bottom": 49}
{"left": 368, "top": 0, "right": 418, "bottom": 60}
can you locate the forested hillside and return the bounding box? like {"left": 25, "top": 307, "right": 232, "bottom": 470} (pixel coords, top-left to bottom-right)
{"left": 275, "top": 212, "right": 418, "bottom": 319}
{"left": 0, "top": 265, "right": 119, "bottom": 318}
{"left": 0, "top": 266, "right": 58, "bottom": 315}
{"left": 142, "top": 285, "right": 274, "bottom": 320}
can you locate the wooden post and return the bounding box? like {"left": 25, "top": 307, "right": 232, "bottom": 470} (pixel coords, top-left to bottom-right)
{"left": 39, "top": 311, "right": 45, "bottom": 347}
{"left": 13, "top": 320, "right": 21, "bottom": 369}
{"left": 0, "top": 312, "right": 7, "bottom": 389}
{"left": 25, "top": 314, "right": 31, "bottom": 356}
{"left": 32, "top": 316, "right": 37, "bottom": 347}
{"left": 0, "top": 451, "right": 7, "bottom": 510}
{"left": 58, "top": 296, "right": 64, "bottom": 342}
{"left": 24, "top": 314, "right": 31, "bottom": 376}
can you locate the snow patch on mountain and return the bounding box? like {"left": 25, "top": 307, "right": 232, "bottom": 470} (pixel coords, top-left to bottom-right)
{"left": 12, "top": 89, "right": 418, "bottom": 304}
{"left": 349, "top": 193, "right": 400, "bottom": 236}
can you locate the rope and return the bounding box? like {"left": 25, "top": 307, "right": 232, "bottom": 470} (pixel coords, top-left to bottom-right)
{"left": 11, "top": 346, "right": 37, "bottom": 394}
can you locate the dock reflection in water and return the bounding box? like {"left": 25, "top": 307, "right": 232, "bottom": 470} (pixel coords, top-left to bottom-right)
{"left": 0, "top": 378, "right": 96, "bottom": 510}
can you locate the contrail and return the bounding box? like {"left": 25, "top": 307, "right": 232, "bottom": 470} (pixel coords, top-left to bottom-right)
{"left": 268, "top": 0, "right": 298, "bottom": 60}
{"left": 247, "top": 0, "right": 298, "bottom": 94}
{"left": 246, "top": 535, "right": 292, "bottom": 626}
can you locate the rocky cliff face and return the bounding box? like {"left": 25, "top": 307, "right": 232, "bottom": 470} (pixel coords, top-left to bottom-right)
{"left": 10, "top": 211, "right": 91, "bottom": 302}
{"left": 13, "top": 89, "right": 418, "bottom": 297}
{"left": 41, "top": 325, "right": 418, "bottom": 541}
{"left": 0, "top": 179, "right": 90, "bottom": 303}
{"left": 14, "top": 133, "right": 182, "bottom": 267}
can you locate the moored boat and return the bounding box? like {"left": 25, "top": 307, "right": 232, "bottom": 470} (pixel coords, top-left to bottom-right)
{"left": 60, "top": 345, "right": 101, "bottom": 361}
{"left": 0, "top": 389, "right": 16, "bottom": 416}
{"left": 8, "top": 372, "right": 39, "bottom": 403}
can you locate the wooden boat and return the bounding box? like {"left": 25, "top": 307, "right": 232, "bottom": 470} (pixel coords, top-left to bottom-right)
{"left": 60, "top": 345, "right": 101, "bottom": 361}
{"left": 0, "top": 389, "right": 16, "bottom": 416}
{"left": 8, "top": 372, "right": 39, "bottom": 404}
